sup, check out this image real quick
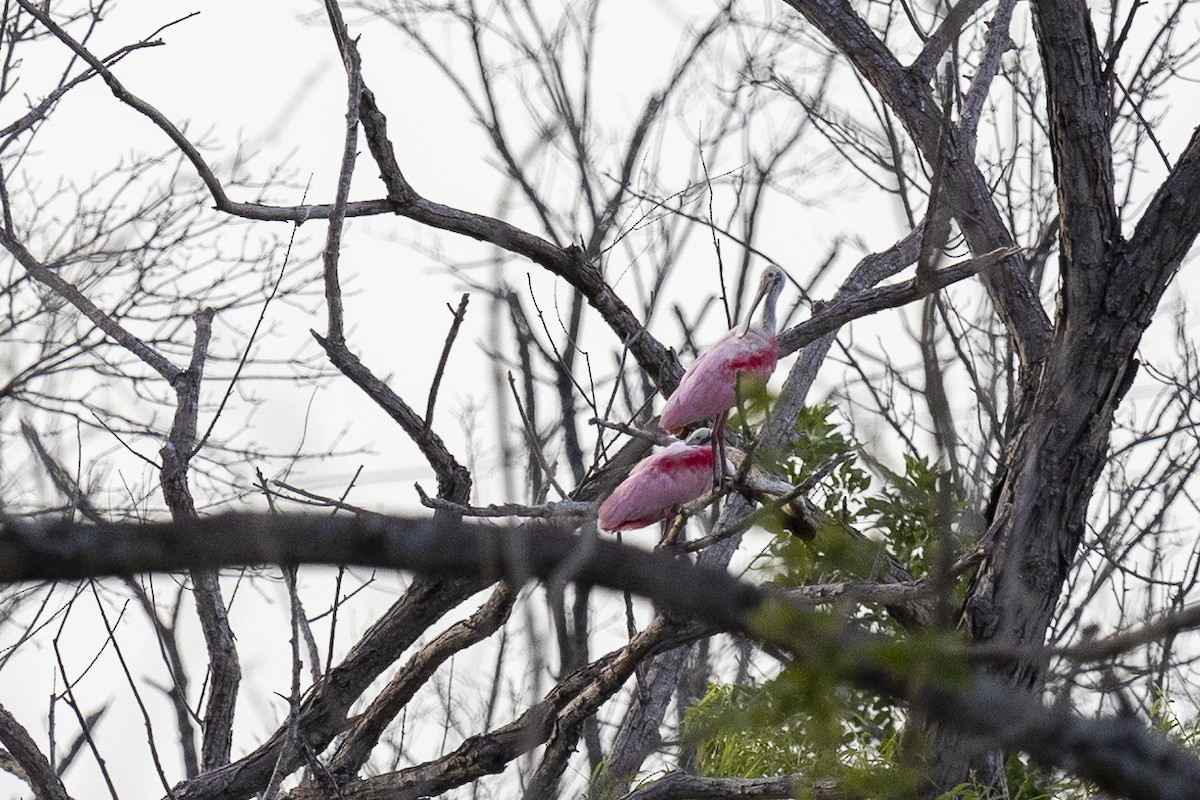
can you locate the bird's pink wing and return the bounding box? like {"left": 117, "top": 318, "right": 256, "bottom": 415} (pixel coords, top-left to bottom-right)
{"left": 730, "top": 329, "right": 778, "bottom": 385}
{"left": 660, "top": 332, "right": 777, "bottom": 432}
{"left": 598, "top": 444, "right": 713, "bottom": 531}
{"left": 660, "top": 336, "right": 738, "bottom": 432}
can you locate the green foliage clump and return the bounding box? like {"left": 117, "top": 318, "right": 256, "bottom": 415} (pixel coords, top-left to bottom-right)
{"left": 697, "top": 404, "right": 1200, "bottom": 800}
{"left": 1151, "top": 691, "right": 1200, "bottom": 749}
{"left": 937, "top": 753, "right": 1080, "bottom": 800}
{"left": 699, "top": 405, "right": 986, "bottom": 794}
{"left": 729, "top": 376, "right": 777, "bottom": 436}
{"left": 686, "top": 596, "right": 982, "bottom": 798}
{"left": 683, "top": 672, "right": 920, "bottom": 798}
{"left": 862, "top": 453, "right": 960, "bottom": 579}
{"left": 785, "top": 403, "right": 872, "bottom": 521}
{"left": 764, "top": 404, "right": 964, "bottom": 591}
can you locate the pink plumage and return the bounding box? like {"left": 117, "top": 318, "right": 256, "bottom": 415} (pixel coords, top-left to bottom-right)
{"left": 597, "top": 442, "right": 715, "bottom": 532}
{"left": 659, "top": 267, "right": 785, "bottom": 435}
{"left": 659, "top": 328, "right": 778, "bottom": 434}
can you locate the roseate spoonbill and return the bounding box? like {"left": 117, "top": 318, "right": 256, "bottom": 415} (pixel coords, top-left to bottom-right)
{"left": 660, "top": 266, "right": 786, "bottom": 479}
{"left": 598, "top": 430, "right": 725, "bottom": 533}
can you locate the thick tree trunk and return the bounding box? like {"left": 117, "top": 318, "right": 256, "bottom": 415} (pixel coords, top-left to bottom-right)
{"left": 928, "top": 324, "right": 1138, "bottom": 794}
{"left": 921, "top": 0, "right": 1194, "bottom": 788}
{"left": 777, "top": 0, "right": 1200, "bottom": 785}
{"left": 926, "top": 39, "right": 1200, "bottom": 795}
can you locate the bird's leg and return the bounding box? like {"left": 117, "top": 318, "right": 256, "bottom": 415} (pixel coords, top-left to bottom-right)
{"left": 712, "top": 411, "right": 728, "bottom": 488}
{"left": 659, "top": 512, "right": 685, "bottom": 548}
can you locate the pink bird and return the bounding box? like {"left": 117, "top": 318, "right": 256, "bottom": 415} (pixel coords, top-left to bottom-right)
{"left": 598, "top": 431, "right": 718, "bottom": 533}
{"left": 660, "top": 266, "right": 785, "bottom": 478}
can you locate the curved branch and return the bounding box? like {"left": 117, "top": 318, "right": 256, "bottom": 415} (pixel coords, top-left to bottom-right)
{"left": 0, "top": 704, "right": 70, "bottom": 800}
{"left": 169, "top": 574, "right": 486, "bottom": 800}
{"left": 287, "top": 614, "right": 710, "bottom": 800}
{"left": 324, "top": 583, "right": 516, "bottom": 783}
{"left": 777, "top": 246, "right": 1017, "bottom": 356}
{"left": 313, "top": 333, "right": 471, "bottom": 504}
{"left": 2, "top": 513, "right": 1199, "bottom": 800}
{"left": 355, "top": 90, "right": 684, "bottom": 392}
{"left": 19, "top": 0, "right": 683, "bottom": 396}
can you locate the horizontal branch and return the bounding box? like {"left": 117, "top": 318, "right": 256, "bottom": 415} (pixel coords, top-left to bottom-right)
{"left": 969, "top": 600, "right": 1200, "bottom": 666}
{"left": 1064, "top": 602, "right": 1200, "bottom": 663}
{"left": 778, "top": 247, "right": 1016, "bottom": 356}
{"left": 416, "top": 484, "right": 595, "bottom": 519}
{"left": 785, "top": 579, "right": 932, "bottom": 609}
{"left": 0, "top": 513, "right": 756, "bottom": 629}
{"left": 619, "top": 771, "right": 820, "bottom": 800}
{"left": 2, "top": 513, "right": 1198, "bottom": 800}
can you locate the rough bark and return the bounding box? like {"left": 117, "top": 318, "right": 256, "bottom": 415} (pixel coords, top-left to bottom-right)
{"left": 926, "top": 1, "right": 1200, "bottom": 792}
{"left": 769, "top": 0, "right": 1200, "bottom": 792}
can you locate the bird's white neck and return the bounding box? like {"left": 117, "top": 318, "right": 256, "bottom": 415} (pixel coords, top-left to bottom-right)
{"left": 737, "top": 279, "right": 781, "bottom": 337}
{"left": 759, "top": 295, "right": 777, "bottom": 335}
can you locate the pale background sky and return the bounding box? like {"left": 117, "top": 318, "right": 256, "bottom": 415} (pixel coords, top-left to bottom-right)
{"left": 4, "top": 1, "right": 1200, "bottom": 796}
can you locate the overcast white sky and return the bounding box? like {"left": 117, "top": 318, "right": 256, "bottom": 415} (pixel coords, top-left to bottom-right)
{"left": 5, "top": 1, "right": 1200, "bottom": 796}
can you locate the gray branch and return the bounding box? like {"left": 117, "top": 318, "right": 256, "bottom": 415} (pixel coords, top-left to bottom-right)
{"left": 0, "top": 704, "right": 70, "bottom": 800}
{"left": 2, "top": 513, "right": 1199, "bottom": 800}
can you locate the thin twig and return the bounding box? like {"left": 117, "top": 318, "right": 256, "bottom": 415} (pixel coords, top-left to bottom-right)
{"left": 424, "top": 293, "right": 470, "bottom": 432}
{"left": 271, "top": 480, "right": 379, "bottom": 518}
{"left": 415, "top": 483, "right": 594, "bottom": 519}
{"left": 193, "top": 179, "right": 308, "bottom": 456}
{"left": 697, "top": 139, "right": 731, "bottom": 329}
{"left": 507, "top": 371, "right": 568, "bottom": 499}
{"left": 679, "top": 454, "right": 847, "bottom": 553}
{"left": 1102, "top": 0, "right": 1147, "bottom": 82}
{"left": 1113, "top": 72, "right": 1172, "bottom": 170}
{"left": 322, "top": 465, "right": 365, "bottom": 681}
{"left": 588, "top": 417, "right": 673, "bottom": 446}
{"left": 87, "top": 587, "right": 175, "bottom": 797}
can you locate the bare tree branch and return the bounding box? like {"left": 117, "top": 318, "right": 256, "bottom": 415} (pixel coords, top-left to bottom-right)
{"left": 777, "top": 246, "right": 1017, "bottom": 357}
{"left": 325, "top": 582, "right": 516, "bottom": 783}
{"left": 910, "top": 0, "right": 991, "bottom": 81}
{"left": 2, "top": 513, "right": 1200, "bottom": 800}
{"left": 0, "top": 704, "right": 70, "bottom": 800}
{"left": 782, "top": 0, "right": 1055, "bottom": 369}
{"left": 0, "top": 230, "right": 179, "bottom": 382}
{"left": 618, "top": 770, "right": 821, "bottom": 800}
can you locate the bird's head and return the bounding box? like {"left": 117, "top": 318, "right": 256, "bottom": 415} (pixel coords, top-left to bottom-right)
{"left": 737, "top": 265, "right": 787, "bottom": 336}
